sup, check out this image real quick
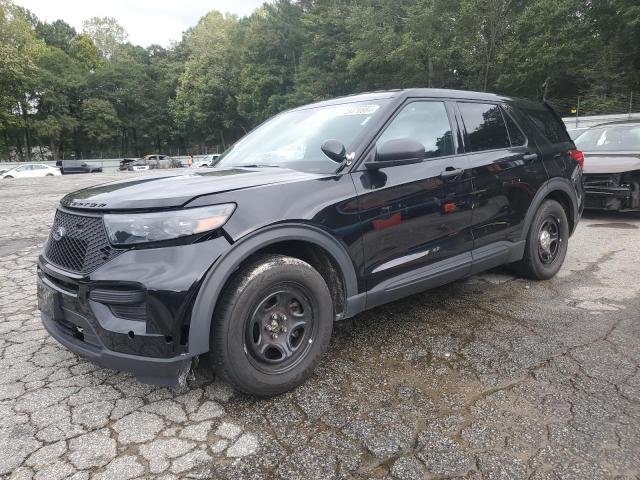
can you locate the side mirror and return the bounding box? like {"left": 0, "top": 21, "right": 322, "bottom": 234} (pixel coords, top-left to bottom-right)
{"left": 367, "top": 138, "right": 425, "bottom": 170}
{"left": 321, "top": 139, "right": 346, "bottom": 163}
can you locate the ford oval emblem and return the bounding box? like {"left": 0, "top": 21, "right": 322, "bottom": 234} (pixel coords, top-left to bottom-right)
{"left": 52, "top": 226, "right": 67, "bottom": 241}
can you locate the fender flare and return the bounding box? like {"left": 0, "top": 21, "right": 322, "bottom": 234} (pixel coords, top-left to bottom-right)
{"left": 520, "top": 177, "right": 579, "bottom": 242}
{"left": 187, "top": 224, "right": 359, "bottom": 354}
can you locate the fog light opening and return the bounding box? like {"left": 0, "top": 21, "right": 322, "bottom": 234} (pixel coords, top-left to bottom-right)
{"left": 128, "top": 331, "right": 135, "bottom": 339}
{"left": 165, "top": 335, "right": 173, "bottom": 343}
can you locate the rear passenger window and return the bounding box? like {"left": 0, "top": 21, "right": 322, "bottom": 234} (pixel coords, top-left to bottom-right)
{"left": 458, "top": 102, "right": 510, "bottom": 152}
{"left": 521, "top": 107, "right": 570, "bottom": 144}
{"left": 376, "top": 101, "right": 454, "bottom": 159}
{"left": 503, "top": 110, "right": 526, "bottom": 145}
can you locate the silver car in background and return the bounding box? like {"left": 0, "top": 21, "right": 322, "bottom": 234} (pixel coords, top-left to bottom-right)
{"left": 575, "top": 121, "right": 640, "bottom": 211}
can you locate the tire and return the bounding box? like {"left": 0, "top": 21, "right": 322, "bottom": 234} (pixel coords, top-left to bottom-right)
{"left": 512, "top": 199, "right": 569, "bottom": 280}
{"left": 45, "top": 173, "right": 53, "bottom": 176}
{"left": 3, "top": 175, "right": 13, "bottom": 179}
{"left": 211, "top": 254, "right": 334, "bottom": 396}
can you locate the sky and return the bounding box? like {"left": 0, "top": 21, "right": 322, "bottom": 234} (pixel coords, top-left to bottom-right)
{"left": 14, "top": 0, "right": 268, "bottom": 47}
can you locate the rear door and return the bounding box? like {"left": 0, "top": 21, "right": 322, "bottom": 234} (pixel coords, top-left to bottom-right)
{"left": 516, "top": 104, "right": 576, "bottom": 179}
{"left": 455, "top": 101, "right": 547, "bottom": 260}
{"left": 352, "top": 99, "right": 474, "bottom": 301}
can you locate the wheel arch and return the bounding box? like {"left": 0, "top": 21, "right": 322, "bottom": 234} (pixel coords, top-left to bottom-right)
{"left": 187, "top": 224, "right": 359, "bottom": 355}
{"left": 520, "top": 177, "right": 579, "bottom": 243}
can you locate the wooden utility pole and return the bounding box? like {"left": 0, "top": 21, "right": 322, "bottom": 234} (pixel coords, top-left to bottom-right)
{"left": 542, "top": 77, "right": 551, "bottom": 102}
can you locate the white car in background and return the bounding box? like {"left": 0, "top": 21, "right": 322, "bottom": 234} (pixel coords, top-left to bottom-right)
{"left": 193, "top": 154, "right": 221, "bottom": 168}
{"left": 1, "top": 163, "right": 61, "bottom": 179}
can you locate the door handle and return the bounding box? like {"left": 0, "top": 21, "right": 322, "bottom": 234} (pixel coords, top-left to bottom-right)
{"left": 523, "top": 152, "right": 538, "bottom": 161}
{"left": 441, "top": 167, "right": 464, "bottom": 178}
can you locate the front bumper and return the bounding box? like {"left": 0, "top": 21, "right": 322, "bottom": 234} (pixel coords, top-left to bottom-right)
{"left": 37, "top": 235, "right": 231, "bottom": 386}
{"left": 41, "top": 311, "right": 193, "bottom": 387}
{"left": 584, "top": 173, "right": 640, "bottom": 211}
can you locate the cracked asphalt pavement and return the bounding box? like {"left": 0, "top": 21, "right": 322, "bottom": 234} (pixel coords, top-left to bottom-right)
{"left": 1, "top": 173, "right": 639, "bottom": 479}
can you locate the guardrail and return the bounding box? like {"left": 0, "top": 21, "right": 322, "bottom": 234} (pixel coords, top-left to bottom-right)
{"left": 0, "top": 156, "right": 206, "bottom": 174}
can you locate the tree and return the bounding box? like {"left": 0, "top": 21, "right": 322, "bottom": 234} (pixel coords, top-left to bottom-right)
{"left": 2, "top": 0, "right": 640, "bottom": 161}
{"left": 80, "top": 98, "right": 120, "bottom": 154}
{"left": 495, "top": 0, "right": 593, "bottom": 101}
{"left": 171, "top": 11, "right": 239, "bottom": 149}
{"left": 35, "top": 19, "right": 76, "bottom": 52}
{"left": 82, "top": 16, "right": 128, "bottom": 59}
{"left": 32, "top": 45, "right": 85, "bottom": 159}
{"left": 293, "top": 0, "right": 355, "bottom": 103}
{"left": 233, "top": 1, "right": 305, "bottom": 123}
{"left": 0, "top": 0, "right": 44, "bottom": 160}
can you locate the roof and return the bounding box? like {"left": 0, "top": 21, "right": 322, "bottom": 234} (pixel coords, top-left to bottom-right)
{"left": 291, "top": 88, "right": 520, "bottom": 112}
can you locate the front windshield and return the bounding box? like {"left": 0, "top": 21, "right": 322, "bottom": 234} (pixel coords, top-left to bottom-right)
{"left": 575, "top": 126, "right": 640, "bottom": 152}
{"left": 215, "top": 99, "right": 390, "bottom": 173}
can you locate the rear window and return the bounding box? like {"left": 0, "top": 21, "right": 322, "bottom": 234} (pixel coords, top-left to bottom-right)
{"left": 458, "top": 102, "right": 510, "bottom": 152}
{"left": 521, "top": 107, "right": 570, "bottom": 144}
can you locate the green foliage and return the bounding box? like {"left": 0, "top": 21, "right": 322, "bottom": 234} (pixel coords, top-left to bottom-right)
{"left": 82, "top": 16, "right": 127, "bottom": 59}
{"left": 1, "top": 0, "right": 639, "bottom": 161}
{"left": 80, "top": 98, "right": 120, "bottom": 148}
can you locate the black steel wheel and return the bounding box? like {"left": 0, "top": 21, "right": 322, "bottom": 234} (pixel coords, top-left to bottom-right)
{"left": 211, "top": 254, "right": 333, "bottom": 396}
{"left": 244, "top": 284, "right": 317, "bottom": 374}
{"left": 537, "top": 216, "right": 561, "bottom": 264}
{"left": 512, "top": 199, "right": 569, "bottom": 280}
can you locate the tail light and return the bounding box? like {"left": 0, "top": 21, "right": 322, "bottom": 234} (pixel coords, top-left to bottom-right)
{"left": 570, "top": 149, "right": 584, "bottom": 172}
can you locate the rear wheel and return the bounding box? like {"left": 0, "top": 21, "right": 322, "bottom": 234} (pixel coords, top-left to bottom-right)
{"left": 211, "top": 254, "right": 334, "bottom": 396}
{"left": 512, "top": 199, "right": 569, "bottom": 280}
{"left": 45, "top": 173, "right": 53, "bottom": 176}
{"left": 3, "top": 175, "right": 13, "bottom": 179}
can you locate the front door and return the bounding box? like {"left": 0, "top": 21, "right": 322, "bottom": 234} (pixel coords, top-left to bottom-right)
{"left": 352, "top": 100, "right": 474, "bottom": 305}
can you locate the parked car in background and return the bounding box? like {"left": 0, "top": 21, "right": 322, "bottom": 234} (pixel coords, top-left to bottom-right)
{"left": 119, "top": 158, "right": 139, "bottom": 171}
{"left": 194, "top": 154, "right": 221, "bottom": 168}
{"left": 575, "top": 120, "right": 640, "bottom": 211}
{"left": 38, "top": 89, "right": 584, "bottom": 395}
{"left": 2, "top": 163, "right": 61, "bottom": 179}
{"left": 56, "top": 160, "right": 103, "bottom": 175}
{"left": 127, "top": 160, "right": 150, "bottom": 171}
{"left": 143, "top": 154, "right": 181, "bottom": 169}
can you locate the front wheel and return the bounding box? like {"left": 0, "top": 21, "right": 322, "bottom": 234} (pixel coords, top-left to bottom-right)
{"left": 512, "top": 199, "right": 569, "bottom": 280}
{"left": 211, "top": 254, "right": 334, "bottom": 396}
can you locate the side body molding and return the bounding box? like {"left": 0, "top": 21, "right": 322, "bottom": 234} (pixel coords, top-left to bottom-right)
{"left": 187, "top": 224, "right": 360, "bottom": 355}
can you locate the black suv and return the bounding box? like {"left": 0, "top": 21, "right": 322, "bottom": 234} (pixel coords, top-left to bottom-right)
{"left": 38, "top": 89, "right": 584, "bottom": 395}
{"left": 56, "top": 160, "right": 103, "bottom": 174}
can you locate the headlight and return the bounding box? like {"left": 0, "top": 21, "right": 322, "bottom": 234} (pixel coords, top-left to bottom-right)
{"left": 104, "top": 204, "right": 235, "bottom": 246}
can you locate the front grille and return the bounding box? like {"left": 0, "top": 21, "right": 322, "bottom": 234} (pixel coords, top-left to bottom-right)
{"left": 45, "top": 210, "right": 123, "bottom": 273}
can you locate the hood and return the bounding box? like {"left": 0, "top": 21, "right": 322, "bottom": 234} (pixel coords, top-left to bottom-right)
{"left": 61, "top": 167, "right": 323, "bottom": 211}
{"left": 582, "top": 151, "right": 640, "bottom": 174}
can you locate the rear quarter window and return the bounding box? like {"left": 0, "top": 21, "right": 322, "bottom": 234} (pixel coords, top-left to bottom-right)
{"left": 502, "top": 109, "right": 526, "bottom": 146}
{"left": 521, "top": 107, "right": 570, "bottom": 144}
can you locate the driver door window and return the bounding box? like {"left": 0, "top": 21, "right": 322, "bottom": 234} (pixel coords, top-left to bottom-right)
{"left": 376, "top": 101, "right": 454, "bottom": 159}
